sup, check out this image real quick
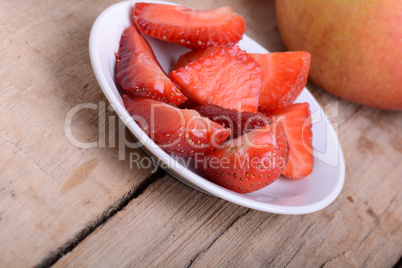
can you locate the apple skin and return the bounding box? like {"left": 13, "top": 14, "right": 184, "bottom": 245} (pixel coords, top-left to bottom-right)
{"left": 275, "top": 0, "right": 402, "bottom": 110}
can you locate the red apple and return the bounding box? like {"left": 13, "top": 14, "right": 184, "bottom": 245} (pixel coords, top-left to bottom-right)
{"left": 275, "top": 0, "right": 402, "bottom": 110}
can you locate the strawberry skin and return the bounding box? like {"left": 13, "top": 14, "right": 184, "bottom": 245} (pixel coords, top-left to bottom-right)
{"left": 194, "top": 104, "right": 271, "bottom": 139}
{"left": 134, "top": 3, "right": 245, "bottom": 49}
{"left": 116, "top": 26, "right": 187, "bottom": 106}
{"left": 269, "top": 103, "right": 313, "bottom": 179}
{"left": 200, "top": 122, "right": 289, "bottom": 194}
{"left": 123, "top": 95, "right": 231, "bottom": 158}
{"left": 170, "top": 46, "right": 262, "bottom": 113}
{"left": 250, "top": 52, "right": 311, "bottom": 113}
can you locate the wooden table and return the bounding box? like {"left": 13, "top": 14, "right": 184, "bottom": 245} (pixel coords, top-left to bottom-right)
{"left": 1, "top": 0, "right": 401, "bottom": 267}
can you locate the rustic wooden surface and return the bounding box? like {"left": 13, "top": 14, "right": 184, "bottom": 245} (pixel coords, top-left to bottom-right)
{"left": 0, "top": 0, "right": 401, "bottom": 267}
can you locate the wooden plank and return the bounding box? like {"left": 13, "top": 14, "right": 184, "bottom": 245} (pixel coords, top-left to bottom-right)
{"left": 0, "top": 1, "right": 157, "bottom": 267}
{"left": 54, "top": 98, "right": 402, "bottom": 268}
{"left": 54, "top": 105, "right": 402, "bottom": 266}
{"left": 54, "top": 175, "right": 250, "bottom": 267}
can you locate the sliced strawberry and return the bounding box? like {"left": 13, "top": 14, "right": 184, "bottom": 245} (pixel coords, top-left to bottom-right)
{"left": 170, "top": 46, "right": 261, "bottom": 113}
{"left": 133, "top": 3, "right": 245, "bottom": 49}
{"left": 269, "top": 103, "right": 313, "bottom": 179}
{"left": 250, "top": 52, "right": 311, "bottom": 113}
{"left": 116, "top": 26, "right": 187, "bottom": 106}
{"left": 172, "top": 46, "right": 223, "bottom": 70}
{"left": 123, "top": 95, "right": 231, "bottom": 158}
{"left": 194, "top": 104, "right": 271, "bottom": 139}
{"left": 199, "top": 122, "right": 289, "bottom": 193}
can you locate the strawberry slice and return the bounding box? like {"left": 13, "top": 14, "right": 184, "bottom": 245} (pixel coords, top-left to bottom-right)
{"left": 133, "top": 3, "right": 245, "bottom": 49}
{"left": 269, "top": 103, "right": 313, "bottom": 179}
{"left": 123, "top": 95, "right": 231, "bottom": 158}
{"left": 172, "top": 46, "right": 223, "bottom": 71}
{"left": 199, "top": 122, "right": 289, "bottom": 193}
{"left": 116, "top": 26, "right": 187, "bottom": 106}
{"left": 250, "top": 52, "right": 311, "bottom": 113}
{"left": 194, "top": 105, "right": 271, "bottom": 139}
{"left": 170, "top": 46, "right": 261, "bottom": 113}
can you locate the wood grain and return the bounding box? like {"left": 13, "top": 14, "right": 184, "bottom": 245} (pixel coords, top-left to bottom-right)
{"left": 55, "top": 105, "right": 402, "bottom": 267}
{"left": 55, "top": 136, "right": 401, "bottom": 267}
{"left": 1, "top": 0, "right": 401, "bottom": 267}
{"left": 55, "top": 0, "right": 401, "bottom": 267}
{"left": 54, "top": 175, "right": 251, "bottom": 267}
{"left": 0, "top": 1, "right": 156, "bottom": 266}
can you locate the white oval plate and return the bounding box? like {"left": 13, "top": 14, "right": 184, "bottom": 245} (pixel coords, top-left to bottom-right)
{"left": 89, "top": 0, "right": 345, "bottom": 214}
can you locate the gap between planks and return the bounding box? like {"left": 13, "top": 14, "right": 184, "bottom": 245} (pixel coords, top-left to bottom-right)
{"left": 393, "top": 256, "right": 402, "bottom": 268}
{"left": 35, "top": 168, "right": 167, "bottom": 268}
{"left": 186, "top": 208, "right": 252, "bottom": 268}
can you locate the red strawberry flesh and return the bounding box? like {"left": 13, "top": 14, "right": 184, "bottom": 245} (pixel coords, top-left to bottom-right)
{"left": 250, "top": 52, "right": 311, "bottom": 113}
{"left": 134, "top": 3, "right": 246, "bottom": 49}
{"left": 172, "top": 46, "right": 223, "bottom": 71}
{"left": 200, "top": 122, "right": 289, "bottom": 193}
{"left": 123, "top": 95, "right": 231, "bottom": 158}
{"left": 116, "top": 26, "right": 187, "bottom": 105}
{"left": 170, "top": 46, "right": 261, "bottom": 113}
{"left": 269, "top": 102, "right": 313, "bottom": 179}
